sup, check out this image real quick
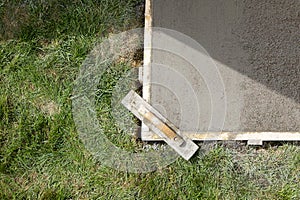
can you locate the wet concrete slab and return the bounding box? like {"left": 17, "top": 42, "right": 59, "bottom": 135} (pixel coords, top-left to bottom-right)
{"left": 143, "top": 0, "right": 299, "bottom": 136}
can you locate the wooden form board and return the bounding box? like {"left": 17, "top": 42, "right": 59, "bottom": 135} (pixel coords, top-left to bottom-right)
{"left": 141, "top": 0, "right": 300, "bottom": 144}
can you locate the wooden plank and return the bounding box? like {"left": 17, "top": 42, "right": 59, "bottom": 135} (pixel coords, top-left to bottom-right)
{"left": 143, "top": 131, "right": 300, "bottom": 145}
{"left": 141, "top": 0, "right": 153, "bottom": 137}
{"left": 142, "top": 0, "right": 152, "bottom": 102}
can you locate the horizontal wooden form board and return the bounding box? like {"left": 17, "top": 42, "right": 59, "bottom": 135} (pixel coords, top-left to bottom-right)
{"left": 142, "top": 131, "right": 300, "bottom": 145}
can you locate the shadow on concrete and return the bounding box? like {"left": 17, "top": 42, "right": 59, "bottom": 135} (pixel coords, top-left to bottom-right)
{"left": 153, "top": 0, "right": 299, "bottom": 104}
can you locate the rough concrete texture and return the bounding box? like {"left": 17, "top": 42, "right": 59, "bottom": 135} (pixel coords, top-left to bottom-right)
{"left": 149, "top": 0, "right": 299, "bottom": 132}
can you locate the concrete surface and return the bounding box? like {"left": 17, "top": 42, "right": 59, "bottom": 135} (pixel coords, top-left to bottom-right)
{"left": 146, "top": 0, "right": 299, "bottom": 133}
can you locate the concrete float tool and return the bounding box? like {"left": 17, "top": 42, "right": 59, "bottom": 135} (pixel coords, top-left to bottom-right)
{"left": 122, "top": 90, "right": 199, "bottom": 160}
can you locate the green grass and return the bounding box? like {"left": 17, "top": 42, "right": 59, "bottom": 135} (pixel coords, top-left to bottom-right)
{"left": 0, "top": 0, "right": 299, "bottom": 199}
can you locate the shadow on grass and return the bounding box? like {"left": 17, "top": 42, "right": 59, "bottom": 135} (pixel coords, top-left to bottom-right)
{"left": 0, "top": 0, "right": 144, "bottom": 41}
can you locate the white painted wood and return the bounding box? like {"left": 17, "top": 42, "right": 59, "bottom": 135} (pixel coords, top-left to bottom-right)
{"left": 142, "top": 131, "right": 300, "bottom": 145}
{"left": 141, "top": 0, "right": 153, "bottom": 138}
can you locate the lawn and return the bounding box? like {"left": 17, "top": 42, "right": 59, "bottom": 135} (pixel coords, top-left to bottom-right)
{"left": 0, "top": 0, "right": 299, "bottom": 199}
